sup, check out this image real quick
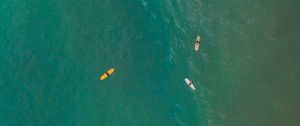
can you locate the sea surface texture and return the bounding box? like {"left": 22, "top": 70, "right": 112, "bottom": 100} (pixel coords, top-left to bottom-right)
{"left": 0, "top": 0, "right": 299, "bottom": 126}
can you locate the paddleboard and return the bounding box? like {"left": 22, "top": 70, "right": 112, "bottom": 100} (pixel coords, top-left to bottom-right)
{"left": 194, "top": 35, "right": 200, "bottom": 51}
{"left": 185, "top": 78, "right": 196, "bottom": 90}
{"left": 100, "top": 68, "right": 115, "bottom": 80}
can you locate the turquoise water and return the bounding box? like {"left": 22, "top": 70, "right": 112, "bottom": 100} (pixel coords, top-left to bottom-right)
{"left": 1, "top": 0, "right": 300, "bottom": 125}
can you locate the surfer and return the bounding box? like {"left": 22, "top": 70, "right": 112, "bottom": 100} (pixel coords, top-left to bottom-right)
{"left": 187, "top": 80, "right": 192, "bottom": 85}
{"left": 100, "top": 68, "right": 115, "bottom": 80}
{"left": 185, "top": 78, "right": 196, "bottom": 90}
{"left": 194, "top": 35, "right": 200, "bottom": 51}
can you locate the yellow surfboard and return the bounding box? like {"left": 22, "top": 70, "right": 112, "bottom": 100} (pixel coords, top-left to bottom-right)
{"left": 100, "top": 68, "right": 115, "bottom": 80}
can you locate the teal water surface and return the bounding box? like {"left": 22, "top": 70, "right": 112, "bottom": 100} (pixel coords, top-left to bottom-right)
{"left": 0, "top": 0, "right": 300, "bottom": 126}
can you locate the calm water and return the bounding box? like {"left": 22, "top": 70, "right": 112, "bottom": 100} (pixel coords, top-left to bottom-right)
{"left": 0, "top": 0, "right": 299, "bottom": 126}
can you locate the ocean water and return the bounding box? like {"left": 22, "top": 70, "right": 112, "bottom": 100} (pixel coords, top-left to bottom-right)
{"left": 0, "top": 0, "right": 300, "bottom": 126}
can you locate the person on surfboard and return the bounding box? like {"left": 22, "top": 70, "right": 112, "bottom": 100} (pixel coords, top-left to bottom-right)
{"left": 185, "top": 78, "right": 196, "bottom": 90}
{"left": 194, "top": 35, "right": 200, "bottom": 51}
{"left": 188, "top": 80, "right": 192, "bottom": 85}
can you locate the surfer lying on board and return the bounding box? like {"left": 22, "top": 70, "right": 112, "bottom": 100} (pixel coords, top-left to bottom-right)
{"left": 100, "top": 68, "right": 115, "bottom": 80}
{"left": 185, "top": 78, "right": 196, "bottom": 90}
{"left": 105, "top": 72, "right": 110, "bottom": 77}
{"left": 194, "top": 35, "right": 201, "bottom": 51}
{"left": 188, "top": 80, "right": 192, "bottom": 85}
{"left": 195, "top": 40, "right": 200, "bottom": 48}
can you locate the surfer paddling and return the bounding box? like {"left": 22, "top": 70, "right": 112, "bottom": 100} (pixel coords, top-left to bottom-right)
{"left": 194, "top": 35, "right": 200, "bottom": 51}
{"left": 187, "top": 80, "right": 192, "bottom": 85}
{"left": 185, "top": 78, "right": 196, "bottom": 90}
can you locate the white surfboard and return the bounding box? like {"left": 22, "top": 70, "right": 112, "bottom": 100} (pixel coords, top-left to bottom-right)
{"left": 185, "top": 78, "right": 196, "bottom": 90}
{"left": 194, "top": 35, "right": 200, "bottom": 51}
